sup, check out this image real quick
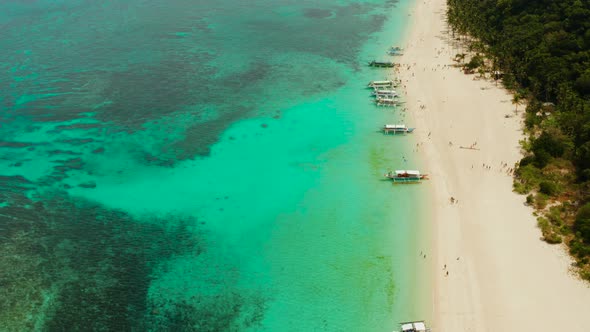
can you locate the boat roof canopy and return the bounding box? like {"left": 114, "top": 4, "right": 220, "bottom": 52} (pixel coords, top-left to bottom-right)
{"left": 401, "top": 324, "right": 413, "bottom": 331}
{"left": 395, "top": 170, "right": 420, "bottom": 176}
{"left": 414, "top": 322, "right": 427, "bottom": 331}
{"left": 400, "top": 321, "right": 427, "bottom": 331}
{"left": 384, "top": 124, "right": 407, "bottom": 129}
{"left": 370, "top": 80, "right": 393, "bottom": 84}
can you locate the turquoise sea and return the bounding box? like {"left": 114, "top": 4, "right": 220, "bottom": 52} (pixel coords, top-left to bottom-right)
{"left": 0, "top": 0, "right": 430, "bottom": 330}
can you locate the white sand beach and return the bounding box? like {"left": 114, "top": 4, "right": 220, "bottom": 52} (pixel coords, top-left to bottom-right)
{"left": 396, "top": 0, "right": 590, "bottom": 330}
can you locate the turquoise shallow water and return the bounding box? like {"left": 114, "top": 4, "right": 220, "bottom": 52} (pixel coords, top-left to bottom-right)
{"left": 0, "top": 0, "right": 428, "bottom": 330}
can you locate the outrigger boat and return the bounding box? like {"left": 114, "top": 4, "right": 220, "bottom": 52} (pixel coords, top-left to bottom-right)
{"left": 373, "top": 85, "right": 399, "bottom": 92}
{"left": 387, "top": 47, "right": 404, "bottom": 56}
{"left": 385, "top": 170, "right": 428, "bottom": 183}
{"left": 395, "top": 320, "right": 429, "bottom": 332}
{"left": 376, "top": 96, "right": 402, "bottom": 107}
{"left": 383, "top": 124, "right": 414, "bottom": 134}
{"left": 387, "top": 46, "right": 404, "bottom": 56}
{"left": 368, "top": 60, "right": 396, "bottom": 68}
{"left": 368, "top": 80, "right": 399, "bottom": 88}
{"left": 372, "top": 89, "right": 398, "bottom": 97}
{"left": 387, "top": 50, "right": 404, "bottom": 56}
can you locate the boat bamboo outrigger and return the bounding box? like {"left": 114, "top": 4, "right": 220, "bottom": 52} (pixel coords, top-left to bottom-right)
{"left": 395, "top": 320, "right": 430, "bottom": 332}
{"left": 368, "top": 60, "right": 396, "bottom": 68}
{"left": 385, "top": 170, "right": 428, "bottom": 183}
{"left": 383, "top": 124, "right": 414, "bottom": 134}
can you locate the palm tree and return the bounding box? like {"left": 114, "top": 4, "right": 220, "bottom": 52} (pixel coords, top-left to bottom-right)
{"left": 455, "top": 53, "right": 466, "bottom": 63}
{"left": 512, "top": 93, "right": 522, "bottom": 114}
{"left": 478, "top": 67, "right": 486, "bottom": 79}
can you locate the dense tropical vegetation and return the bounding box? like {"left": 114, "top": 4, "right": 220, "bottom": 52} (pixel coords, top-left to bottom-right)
{"left": 446, "top": 0, "right": 590, "bottom": 279}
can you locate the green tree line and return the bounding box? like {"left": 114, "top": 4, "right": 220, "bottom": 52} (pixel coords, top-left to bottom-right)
{"left": 447, "top": 0, "right": 590, "bottom": 279}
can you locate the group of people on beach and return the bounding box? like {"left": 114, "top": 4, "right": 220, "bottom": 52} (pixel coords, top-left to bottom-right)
{"left": 481, "top": 162, "right": 515, "bottom": 175}
{"left": 500, "top": 161, "right": 515, "bottom": 175}
{"left": 421, "top": 251, "right": 460, "bottom": 277}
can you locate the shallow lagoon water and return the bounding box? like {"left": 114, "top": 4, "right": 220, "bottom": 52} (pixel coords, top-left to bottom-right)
{"left": 0, "top": 0, "right": 427, "bottom": 330}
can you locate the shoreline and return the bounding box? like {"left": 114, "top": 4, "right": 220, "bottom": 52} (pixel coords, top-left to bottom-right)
{"left": 397, "top": 0, "right": 590, "bottom": 330}
{"left": 383, "top": 0, "right": 435, "bottom": 325}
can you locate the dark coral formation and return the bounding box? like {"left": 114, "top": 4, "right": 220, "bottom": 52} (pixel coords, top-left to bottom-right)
{"left": 0, "top": 191, "right": 265, "bottom": 331}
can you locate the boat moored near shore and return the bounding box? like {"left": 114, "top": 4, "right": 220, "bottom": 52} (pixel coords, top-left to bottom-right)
{"left": 368, "top": 60, "right": 396, "bottom": 68}
{"left": 368, "top": 80, "right": 399, "bottom": 88}
{"left": 385, "top": 170, "right": 428, "bottom": 183}
{"left": 388, "top": 46, "right": 404, "bottom": 56}
{"left": 376, "top": 97, "right": 403, "bottom": 107}
{"left": 372, "top": 89, "right": 398, "bottom": 97}
{"left": 383, "top": 124, "right": 414, "bottom": 134}
{"left": 395, "top": 320, "right": 429, "bottom": 332}
{"left": 387, "top": 50, "right": 404, "bottom": 56}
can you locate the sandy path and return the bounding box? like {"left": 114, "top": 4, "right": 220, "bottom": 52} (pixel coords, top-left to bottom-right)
{"left": 395, "top": 0, "right": 590, "bottom": 330}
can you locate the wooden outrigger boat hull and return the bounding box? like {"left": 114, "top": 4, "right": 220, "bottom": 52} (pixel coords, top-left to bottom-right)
{"left": 372, "top": 89, "right": 398, "bottom": 97}
{"left": 368, "top": 60, "right": 396, "bottom": 68}
{"left": 383, "top": 125, "right": 415, "bottom": 134}
{"left": 385, "top": 175, "right": 428, "bottom": 183}
{"left": 368, "top": 80, "right": 400, "bottom": 88}
{"left": 376, "top": 99, "right": 402, "bottom": 107}
{"left": 385, "top": 170, "right": 428, "bottom": 183}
